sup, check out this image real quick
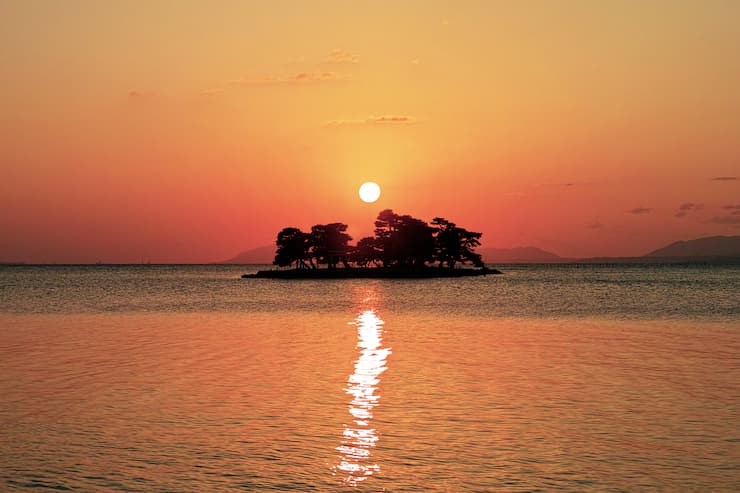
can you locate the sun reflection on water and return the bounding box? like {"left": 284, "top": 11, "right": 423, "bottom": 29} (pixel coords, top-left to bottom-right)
{"left": 334, "top": 308, "right": 390, "bottom": 486}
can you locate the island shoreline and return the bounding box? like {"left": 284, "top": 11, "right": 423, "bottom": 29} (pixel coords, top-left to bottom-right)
{"left": 242, "top": 267, "right": 502, "bottom": 279}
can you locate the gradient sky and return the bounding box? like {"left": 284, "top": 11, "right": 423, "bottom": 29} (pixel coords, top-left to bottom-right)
{"left": 1, "top": 0, "right": 739, "bottom": 262}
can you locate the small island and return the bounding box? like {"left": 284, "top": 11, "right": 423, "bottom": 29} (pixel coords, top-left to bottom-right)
{"left": 243, "top": 209, "right": 501, "bottom": 279}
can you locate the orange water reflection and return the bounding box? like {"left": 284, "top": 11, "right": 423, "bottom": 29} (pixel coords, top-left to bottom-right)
{"left": 334, "top": 296, "right": 391, "bottom": 485}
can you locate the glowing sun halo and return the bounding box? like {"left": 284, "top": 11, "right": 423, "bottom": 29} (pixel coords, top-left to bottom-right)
{"left": 359, "top": 182, "right": 381, "bottom": 203}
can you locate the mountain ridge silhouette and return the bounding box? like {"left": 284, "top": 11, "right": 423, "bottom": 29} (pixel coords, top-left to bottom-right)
{"left": 219, "top": 235, "right": 740, "bottom": 264}
{"left": 644, "top": 235, "right": 740, "bottom": 258}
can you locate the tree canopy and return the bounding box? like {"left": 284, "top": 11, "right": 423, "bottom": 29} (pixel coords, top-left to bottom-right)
{"left": 273, "top": 210, "right": 484, "bottom": 270}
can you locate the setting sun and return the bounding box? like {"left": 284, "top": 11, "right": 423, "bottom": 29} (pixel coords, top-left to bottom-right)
{"left": 359, "top": 182, "right": 381, "bottom": 203}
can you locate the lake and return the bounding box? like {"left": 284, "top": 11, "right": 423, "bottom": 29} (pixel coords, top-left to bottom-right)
{"left": 1, "top": 264, "right": 738, "bottom": 491}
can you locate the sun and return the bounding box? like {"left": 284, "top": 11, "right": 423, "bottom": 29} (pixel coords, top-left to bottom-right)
{"left": 359, "top": 182, "right": 381, "bottom": 203}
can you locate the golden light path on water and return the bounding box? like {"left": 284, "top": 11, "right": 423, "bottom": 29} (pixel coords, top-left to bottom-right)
{"left": 334, "top": 304, "right": 391, "bottom": 486}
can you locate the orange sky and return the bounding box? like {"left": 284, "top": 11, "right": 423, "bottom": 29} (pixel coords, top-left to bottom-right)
{"left": 1, "top": 1, "right": 739, "bottom": 262}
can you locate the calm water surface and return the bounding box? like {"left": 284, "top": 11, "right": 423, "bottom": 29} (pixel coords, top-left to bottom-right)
{"left": 1, "top": 264, "right": 739, "bottom": 491}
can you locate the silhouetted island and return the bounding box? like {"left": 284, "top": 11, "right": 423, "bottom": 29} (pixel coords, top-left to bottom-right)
{"left": 242, "top": 209, "right": 501, "bottom": 279}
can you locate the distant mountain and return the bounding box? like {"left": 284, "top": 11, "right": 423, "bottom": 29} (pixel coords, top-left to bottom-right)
{"left": 219, "top": 236, "right": 740, "bottom": 265}
{"left": 480, "top": 246, "right": 560, "bottom": 263}
{"left": 645, "top": 235, "right": 740, "bottom": 258}
{"left": 218, "top": 245, "right": 274, "bottom": 264}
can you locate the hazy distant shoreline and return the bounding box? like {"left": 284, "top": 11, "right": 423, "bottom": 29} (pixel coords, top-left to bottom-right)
{"left": 3, "top": 257, "right": 740, "bottom": 267}
{"left": 4, "top": 235, "right": 738, "bottom": 266}
{"left": 218, "top": 236, "right": 740, "bottom": 265}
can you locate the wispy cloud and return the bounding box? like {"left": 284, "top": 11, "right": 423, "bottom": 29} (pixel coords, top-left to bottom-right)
{"left": 208, "top": 51, "right": 357, "bottom": 95}
{"left": 410, "top": 58, "right": 420, "bottom": 65}
{"left": 127, "top": 90, "right": 157, "bottom": 98}
{"left": 711, "top": 176, "right": 738, "bottom": 181}
{"left": 724, "top": 204, "right": 740, "bottom": 215}
{"left": 587, "top": 221, "right": 604, "bottom": 229}
{"left": 373, "top": 115, "right": 415, "bottom": 123}
{"left": 200, "top": 88, "right": 225, "bottom": 96}
{"left": 537, "top": 181, "right": 584, "bottom": 188}
{"left": 229, "top": 72, "right": 349, "bottom": 86}
{"left": 629, "top": 207, "right": 652, "bottom": 215}
{"left": 325, "top": 115, "right": 417, "bottom": 126}
{"left": 674, "top": 202, "right": 704, "bottom": 218}
{"left": 324, "top": 49, "right": 359, "bottom": 65}
{"left": 706, "top": 215, "right": 740, "bottom": 226}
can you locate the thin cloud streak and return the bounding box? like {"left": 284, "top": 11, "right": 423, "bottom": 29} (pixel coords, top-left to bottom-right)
{"left": 325, "top": 115, "right": 417, "bottom": 126}
{"left": 706, "top": 215, "right": 740, "bottom": 226}
{"left": 324, "top": 49, "right": 359, "bottom": 64}
{"left": 200, "top": 88, "right": 225, "bottom": 96}
{"left": 674, "top": 202, "right": 703, "bottom": 218}
{"left": 228, "top": 72, "right": 350, "bottom": 86}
